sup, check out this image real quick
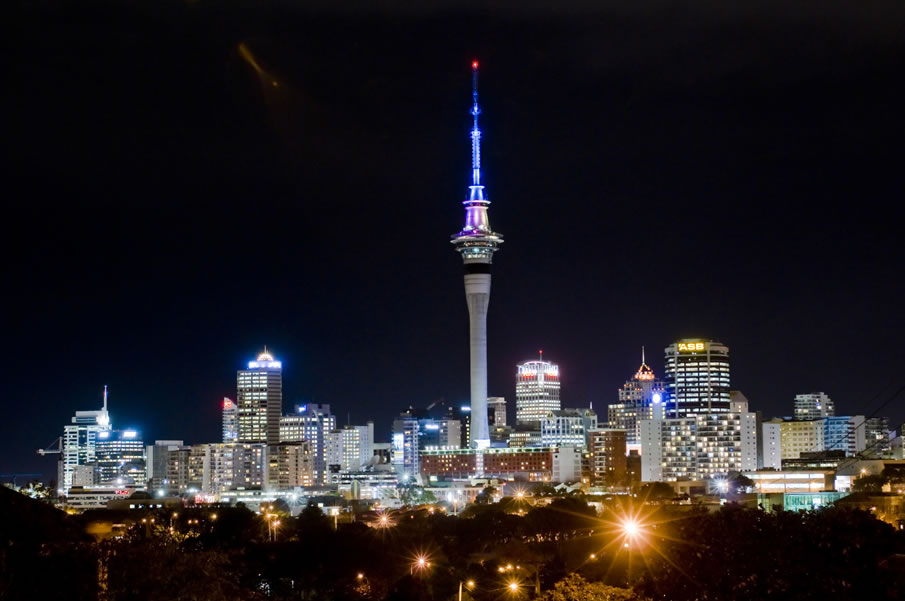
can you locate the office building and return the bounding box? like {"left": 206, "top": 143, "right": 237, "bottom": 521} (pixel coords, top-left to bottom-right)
{"left": 663, "top": 339, "right": 730, "bottom": 417}
{"left": 451, "top": 62, "right": 503, "bottom": 449}
{"left": 279, "top": 403, "right": 336, "bottom": 484}
{"left": 516, "top": 354, "right": 561, "bottom": 426}
{"left": 552, "top": 446, "right": 582, "bottom": 483}
{"left": 540, "top": 409, "right": 597, "bottom": 448}
{"left": 777, "top": 418, "right": 825, "bottom": 459}
{"left": 236, "top": 350, "right": 282, "bottom": 445}
{"left": 608, "top": 349, "right": 667, "bottom": 446}
{"left": 222, "top": 397, "right": 237, "bottom": 442}
{"left": 794, "top": 392, "right": 835, "bottom": 421}
{"left": 392, "top": 410, "right": 461, "bottom": 480}
{"left": 95, "top": 429, "right": 146, "bottom": 487}
{"left": 588, "top": 428, "right": 627, "bottom": 486}
{"left": 488, "top": 397, "right": 507, "bottom": 427}
{"left": 146, "top": 440, "right": 183, "bottom": 491}
{"left": 267, "top": 442, "right": 314, "bottom": 489}
{"left": 59, "top": 387, "right": 113, "bottom": 493}
{"left": 204, "top": 443, "right": 267, "bottom": 495}
{"left": 325, "top": 423, "right": 375, "bottom": 480}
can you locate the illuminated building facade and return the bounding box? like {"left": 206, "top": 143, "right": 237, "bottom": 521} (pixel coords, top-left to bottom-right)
{"left": 60, "top": 386, "right": 112, "bottom": 493}
{"left": 95, "top": 429, "right": 146, "bottom": 487}
{"left": 794, "top": 392, "right": 835, "bottom": 420}
{"left": 392, "top": 410, "right": 461, "bottom": 480}
{"left": 420, "top": 447, "right": 552, "bottom": 481}
{"left": 279, "top": 404, "right": 336, "bottom": 484}
{"left": 824, "top": 415, "right": 866, "bottom": 456}
{"left": 640, "top": 399, "right": 757, "bottom": 482}
{"left": 776, "top": 418, "right": 825, "bottom": 459}
{"left": 540, "top": 409, "right": 597, "bottom": 448}
{"left": 451, "top": 62, "right": 503, "bottom": 449}
{"left": 588, "top": 428, "right": 627, "bottom": 485}
{"left": 267, "top": 442, "right": 314, "bottom": 488}
{"left": 608, "top": 349, "right": 667, "bottom": 446}
{"left": 237, "top": 350, "right": 282, "bottom": 445}
{"left": 664, "top": 339, "right": 730, "bottom": 417}
{"left": 516, "top": 355, "right": 561, "bottom": 426}
{"left": 325, "top": 423, "right": 375, "bottom": 481}
{"left": 222, "top": 397, "right": 237, "bottom": 442}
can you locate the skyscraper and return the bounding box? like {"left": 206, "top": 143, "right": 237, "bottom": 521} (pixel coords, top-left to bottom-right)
{"left": 663, "top": 339, "right": 730, "bottom": 417}
{"left": 793, "top": 392, "right": 835, "bottom": 420}
{"left": 60, "top": 386, "right": 112, "bottom": 493}
{"left": 236, "top": 350, "right": 282, "bottom": 445}
{"left": 279, "top": 403, "right": 336, "bottom": 484}
{"left": 516, "top": 354, "right": 561, "bottom": 426}
{"left": 608, "top": 348, "right": 667, "bottom": 446}
{"left": 95, "top": 429, "right": 146, "bottom": 487}
{"left": 451, "top": 61, "right": 503, "bottom": 449}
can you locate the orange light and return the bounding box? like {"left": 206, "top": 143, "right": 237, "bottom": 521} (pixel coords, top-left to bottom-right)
{"left": 472, "top": 61, "right": 479, "bottom": 69}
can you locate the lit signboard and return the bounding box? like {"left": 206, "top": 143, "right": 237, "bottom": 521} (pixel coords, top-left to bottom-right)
{"left": 677, "top": 342, "right": 706, "bottom": 352}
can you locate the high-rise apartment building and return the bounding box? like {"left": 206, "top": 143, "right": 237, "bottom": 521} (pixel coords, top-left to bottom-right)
{"left": 864, "top": 417, "right": 891, "bottom": 458}
{"left": 824, "top": 416, "right": 866, "bottom": 456}
{"left": 640, "top": 400, "right": 756, "bottom": 482}
{"left": 776, "top": 418, "right": 825, "bottom": 460}
{"left": 267, "top": 442, "right": 314, "bottom": 489}
{"left": 793, "top": 392, "right": 835, "bottom": 420}
{"left": 516, "top": 354, "right": 561, "bottom": 426}
{"left": 59, "top": 387, "right": 112, "bottom": 493}
{"left": 588, "top": 428, "right": 627, "bottom": 485}
{"left": 663, "top": 339, "right": 730, "bottom": 417}
{"left": 608, "top": 349, "right": 667, "bottom": 446}
{"left": 95, "top": 429, "right": 146, "bottom": 487}
{"left": 222, "top": 397, "right": 237, "bottom": 442}
{"left": 236, "top": 350, "right": 282, "bottom": 445}
{"left": 279, "top": 404, "right": 336, "bottom": 485}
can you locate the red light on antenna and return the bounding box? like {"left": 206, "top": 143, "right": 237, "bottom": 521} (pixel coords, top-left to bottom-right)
{"left": 472, "top": 61, "right": 479, "bottom": 69}
{"left": 223, "top": 399, "right": 232, "bottom": 408}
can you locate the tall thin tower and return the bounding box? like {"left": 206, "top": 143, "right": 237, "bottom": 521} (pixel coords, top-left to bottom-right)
{"left": 452, "top": 61, "right": 503, "bottom": 449}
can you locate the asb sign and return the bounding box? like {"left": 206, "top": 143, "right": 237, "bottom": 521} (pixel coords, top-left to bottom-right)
{"left": 678, "top": 342, "right": 706, "bottom": 352}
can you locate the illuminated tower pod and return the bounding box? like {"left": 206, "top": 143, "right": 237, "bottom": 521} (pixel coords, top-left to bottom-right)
{"left": 663, "top": 339, "right": 730, "bottom": 418}
{"left": 451, "top": 61, "right": 503, "bottom": 449}
{"left": 515, "top": 355, "right": 561, "bottom": 426}
{"left": 236, "top": 350, "right": 282, "bottom": 445}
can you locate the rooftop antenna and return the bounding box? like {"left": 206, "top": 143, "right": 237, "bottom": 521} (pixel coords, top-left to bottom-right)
{"left": 642, "top": 346, "right": 646, "bottom": 365}
{"left": 539, "top": 349, "right": 543, "bottom": 362}
{"left": 103, "top": 385, "right": 108, "bottom": 412}
{"left": 471, "top": 60, "right": 481, "bottom": 188}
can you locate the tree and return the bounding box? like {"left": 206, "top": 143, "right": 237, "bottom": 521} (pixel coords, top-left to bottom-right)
{"left": 637, "top": 482, "right": 673, "bottom": 502}
{"left": 729, "top": 473, "right": 755, "bottom": 494}
{"left": 474, "top": 485, "right": 497, "bottom": 505}
{"left": 538, "top": 574, "right": 641, "bottom": 601}
{"left": 853, "top": 474, "right": 887, "bottom": 493}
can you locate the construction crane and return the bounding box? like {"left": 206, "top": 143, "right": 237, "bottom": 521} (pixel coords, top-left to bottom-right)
{"left": 37, "top": 436, "right": 62, "bottom": 456}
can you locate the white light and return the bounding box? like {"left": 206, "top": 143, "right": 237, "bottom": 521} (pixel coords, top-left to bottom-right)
{"left": 123, "top": 430, "right": 137, "bottom": 438}
{"left": 652, "top": 393, "right": 662, "bottom": 403}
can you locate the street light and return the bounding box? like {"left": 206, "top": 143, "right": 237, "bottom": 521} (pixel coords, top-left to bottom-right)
{"left": 458, "top": 578, "right": 475, "bottom": 601}
{"left": 507, "top": 581, "right": 521, "bottom": 596}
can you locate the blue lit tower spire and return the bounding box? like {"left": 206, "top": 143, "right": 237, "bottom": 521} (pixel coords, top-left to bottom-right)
{"left": 452, "top": 60, "right": 503, "bottom": 450}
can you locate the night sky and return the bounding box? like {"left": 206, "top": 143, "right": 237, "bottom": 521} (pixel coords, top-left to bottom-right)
{"left": 3, "top": 0, "right": 904, "bottom": 479}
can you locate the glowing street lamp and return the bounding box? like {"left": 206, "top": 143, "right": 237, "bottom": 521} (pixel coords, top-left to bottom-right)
{"left": 506, "top": 581, "right": 521, "bottom": 596}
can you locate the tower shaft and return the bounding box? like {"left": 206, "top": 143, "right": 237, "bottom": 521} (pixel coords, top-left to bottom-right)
{"left": 465, "top": 273, "right": 491, "bottom": 447}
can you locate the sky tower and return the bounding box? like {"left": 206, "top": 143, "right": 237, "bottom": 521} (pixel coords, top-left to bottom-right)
{"left": 452, "top": 61, "right": 503, "bottom": 449}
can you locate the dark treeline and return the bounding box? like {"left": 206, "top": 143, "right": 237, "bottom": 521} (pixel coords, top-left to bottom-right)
{"left": 2, "top": 486, "right": 904, "bottom": 601}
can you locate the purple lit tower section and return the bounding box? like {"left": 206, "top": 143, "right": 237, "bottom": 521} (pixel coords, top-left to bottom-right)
{"left": 452, "top": 61, "right": 503, "bottom": 450}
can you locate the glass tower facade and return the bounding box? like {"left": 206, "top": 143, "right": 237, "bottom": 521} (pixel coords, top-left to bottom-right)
{"left": 663, "top": 339, "right": 730, "bottom": 418}
{"left": 515, "top": 358, "right": 561, "bottom": 426}
{"left": 236, "top": 351, "right": 282, "bottom": 445}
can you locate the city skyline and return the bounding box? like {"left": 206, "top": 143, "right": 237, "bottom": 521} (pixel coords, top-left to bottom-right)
{"left": 5, "top": 2, "right": 904, "bottom": 478}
